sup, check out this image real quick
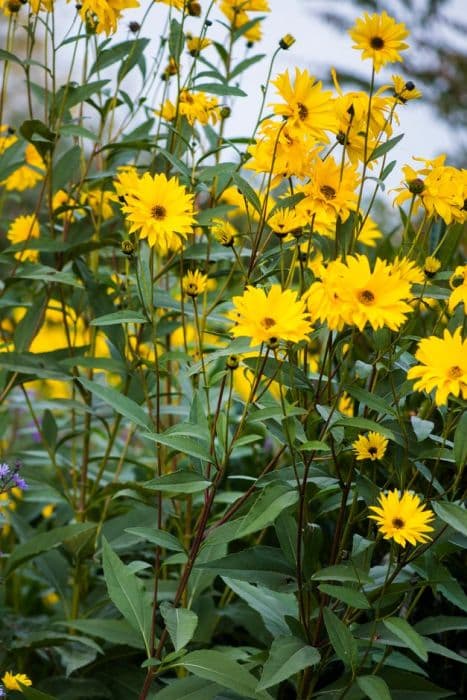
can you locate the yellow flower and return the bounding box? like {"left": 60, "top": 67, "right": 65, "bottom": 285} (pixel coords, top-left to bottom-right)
{"left": 74, "top": 0, "right": 140, "bottom": 36}
{"left": 353, "top": 432, "right": 388, "bottom": 461}
{"left": 407, "top": 327, "right": 467, "bottom": 406}
{"left": 307, "top": 256, "right": 413, "bottom": 332}
{"left": 423, "top": 256, "right": 441, "bottom": 278}
{"left": 391, "top": 256, "right": 424, "bottom": 285}
{"left": 211, "top": 217, "right": 236, "bottom": 246}
{"left": 52, "top": 189, "right": 86, "bottom": 223}
{"left": 0, "top": 123, "right": 17, "bottom": 153}
{"left": 159, "top": 90, "right": 221, "bottom": 126}
{"left": 268, "top": 207, "right": 305, "bottom": 238}
{"left": 369, "top": 490, "right": 434, "bottom": 547}
{"left": 42, "top": 590, "right": 60, "bottom": 606}
{"left": 338, "top": 392, "right": 354, "bottom": 417}
{"left": 41, "top": 503, "right": 55, "bottom": 519}
{"left": 391, "top": 75, "right": 422, "bottom": 104}
{"left": 2, "top": 143, "right": 45, "bottom": 191}
{"left": 155, "top": 0, "right": 184, "bottom": 8}
{"left": 186, "top": 35, "right": 212, "bottom": 56}
{"left": 270, "top": 68, "right": 336, "bottom": 140}
{"left": 120, "top": 172, "right": 196, "bottom": 255}
{"left": 2, "top": 671, "right": 33, "bottom": 691}
{"left": 393, "top": 156, "right": 464, "bottom": 225}
{"left": 356, "top": 215, "right": 383, "bottom": 247}
{"left": 448, "top": 265, "right": 467, "bottom": 312}
{"left": 182, "top": 269, "right": 208, "bottom": 298}
{"left": 349, "top": 11, "right": 409, "bottom": 73}
{"left": 228, "top": 285, "right": 312, "bottom": 347}
{"left": 7, "top": 215, "right": 40, "bottom": 262}
{"left": 297, "top": 156, "right": 359, "bottom": 223}
{"left": 245, "top": 119, "right": 318, "bottom": 184}
{"left": 86, "top": 188, "right": 114, "bottom": 220}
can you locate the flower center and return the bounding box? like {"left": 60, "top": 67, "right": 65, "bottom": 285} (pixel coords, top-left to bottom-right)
{"left": 297, "top": 102, "right": 309, "bottom": 120}
{"left": 392, "top": 517, "right": 405, "bottom": 529}
{"left": 320, "top": 185, "right": 336, "bottom": 200}
{"left": 151, "top": 205, "right": 167, "bottom": 220}
{"left": 369, "top": 446, "right": 378, "bottom": 455}
{"left": 358, "top": 289, "right": 375, "bottom": 305}
{"left": 261, "top": 317, "right": 276, "bottom": 329}
{"left": 370, "top": 36, "right": 385, "bottom": 49}
{"left": 447, "top": 365, "right": 462, "bottom": 379}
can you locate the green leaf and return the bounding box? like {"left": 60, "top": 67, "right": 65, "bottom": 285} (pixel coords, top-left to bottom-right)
{"left": 143, "top": 433, "right": 214, "bottom": 463}
{"left": 20, "top": 118, "right": 57, "bottom": 156}
{"left": 223, "top": 578, "right": 297, "bottom": 636}
{"left": 169, "top": 18, "right": 184, "bottom": 61}
{"left": 19, "top": 687, "right": 57, "bottom": 700}
{"left": 453, "top": 411, "right": 467, "bottom": 468}
{"left": 410, "top": 416, "right": 434, "bottom": 442}
{"left": 318, "top": 583, "right": 370, "bottom": 610}
{"left": 192, "top": 82, "right": 247, "bottom": 97}
{"left": 0, "top": 48, "right": 24, "bottom": 67}
{"left": 357, "top": 675, "right": 392, "bottom": 700}
{"left": 311, "top": 564, "right": 372, "bottom": 584}
{"left": 345, "top": 386, "right": 396, "bottom": 417}
{"left": 145, "top": 470, "right": 212, "bottom": 494}
{"left": 125, "top": 527, "right": 185, "bottom": 552}
{"left": 160, "top": 603, "right": 198, "bottom": 652}
{"left": 432, "top": 501, "right": 467, "bottom": 537}
{"left": 197, "top": 546, "right": 294, "bottom": 587}
{"left": 90, "top": 310, "right": 147, "bottom": 326}
{"left": 155, "top": 676, "right": 221, "bottom": 700}
{"left": 232, "top": 172, "right": 262, "bottom": 214}
{"left": 238, "top": 483, "right": 298, "bottom": 539}
{"left": 63, "top": 80, "right": 110, "bottom": 110}
{"left": 368, "top": 134, "right": 404, "bottom": 161}
{"left": 78, "top": 377, "right": 152, "bottom": 430}
{"left": 257, "top": 636, "right": 320, "bottom": 690}
{"left": 136, "top": 240, "right": 153, "bottom": 315}
{"left": 102, "top": 538, "right": 151, "bottom": 655}
{"left": 53, "top": 145, "right": 81, "bottom": 190}
{"left": 54, "top": 619, "right": 144, "bottom": 649}
{"left": 323, "top": 607, "right": 359, "bottom": 669}
{"left": 90, "top": 38, "right": 149, "bottom": 74}
{"left": 230, "top": 54, "right": 266, "bottom": 80}
{"left": 334, "top": 417, "right": 395, "bottom": 441}
{"left": 5, "top": 523, "right": 96, "bottom": 575}
{"left": 383, "top": 617, "right": 428, "bottom": 661}
{"left": 415, "top": 615, "right": 467, "bottom": 635}
{"left": 175, "top": 650, "right": 268, "bottom": 699}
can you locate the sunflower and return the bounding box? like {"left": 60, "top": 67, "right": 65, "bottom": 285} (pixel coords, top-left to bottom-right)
{"left": 186, "top": 35, "right": 212, "bottom": 56}
{"left": 182, "top": 269, "right": 208, "bottom": 298}
{"left": 349, "top": 11, "right": 410, "bottom": 73}
{"left": 407, "top": 327, "right": 467, "bottom": 405}
{"left": 340, "top": 255, "right": 413, "bottom": 331}
{"left": 211, "top": 218, "right": 237, "bottom": 247}
{"left": 268, "top": 207, "right": 305, "bottom": 238}
{"left": 270, "top": 68, "right": 336, "bottom": 140}
{"left": 7, "top": 214, "right": 40, "bottom": 262}
{"left": 0, "top": 123, "right": 17, "bottom": 154}
{"left": 120, "top": 172, "right": 196, "bottom": 255}
{"left": 306, "top": 259, "right": 348, "bottom": 331}
{"left": 353, "top": 432, "right": 388, "bottom": 461}
{"left": 227, "top": 285, "right": 312, "bottom": 347}
{"left": 159, "top": 90, "right": 221, "bottom": 126}
{"left": 369, "top": 490, "right": 434, "bottom": 547}
{"left": 391, "top": 75, "right": 422, "bottom": 104}
{"left": 356, "top": 215, "right": 383, "bottom": 247}
{"left": 297, "top": 156, "right": 360, "bottom": 223}
{"left": 448, "top": 265, "right": 467, "bottom": 312}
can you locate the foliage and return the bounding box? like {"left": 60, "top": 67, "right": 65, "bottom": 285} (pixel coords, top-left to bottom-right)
{"left": 0, "top": 2, "right": 465, "bottom": 700}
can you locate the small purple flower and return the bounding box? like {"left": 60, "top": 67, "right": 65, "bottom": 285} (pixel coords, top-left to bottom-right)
{"left": 0, "top": 686, "right": 5, "bottom": 698}
{"left": 0, "top": 463, "right": 10, "bottom": 479}
{"left": 12, "top": 474, "right": 28, "bottom": 490}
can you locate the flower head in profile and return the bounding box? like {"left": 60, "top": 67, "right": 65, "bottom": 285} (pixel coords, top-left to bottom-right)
{"left": 0, "top": 123, "right": 17, "bottom": 153}
{"left": 159, "top": 90, "right": 221, "bottom": 126}
{"left": 228, "top": 285, "right": 312, "bottom": 347}
{"left": 182, "top": 269, "right": 208, "bottom": 298}
{"left": 7, "top": 215, "right": 40, "bottom": 262}
{"left": 353, "top": 432, "right": 388, "bottom": 461}
{"left": 448, "top": 265, "right": 467, "bottom": 312}
{"left": 369, "top": 490, "right": 434, "bottom": 547}
{"left": 391, "top": 75, "right": 421, "bottom": 104}
{"left": 1, "top": 671, "right": 33, "bottom": 691}
{"left": 407, "top": 327, "right": 467, "bottom": 405}
{"left": 349, "top": 11, "right": 409, "bottom": 72}
{"left": 120, "top": 172, "right": 196, "bottom": 255}
{"left": 186, "top": 35, "right": 211, "bottom": 56}
{"left": 268, "top": 207, "right": 305, "bottom": 238}
{"left": 270, "top": 68, "right": 336, "bottom": 140}
{"left": 211, "top": 218, "right": 236, "bottom": 246}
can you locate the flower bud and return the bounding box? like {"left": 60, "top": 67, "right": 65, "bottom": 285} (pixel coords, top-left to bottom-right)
{"left": 226, "top": 354, "right": 239, "bottom": 370}
{"left": 121, "top": 240, "right": 135, "bottom": 256}
{"left": 279, "top": 34, "right": 296, "bottom": 50}
{"left": 408, "top": 177, "right": 425, "bottom": 195}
